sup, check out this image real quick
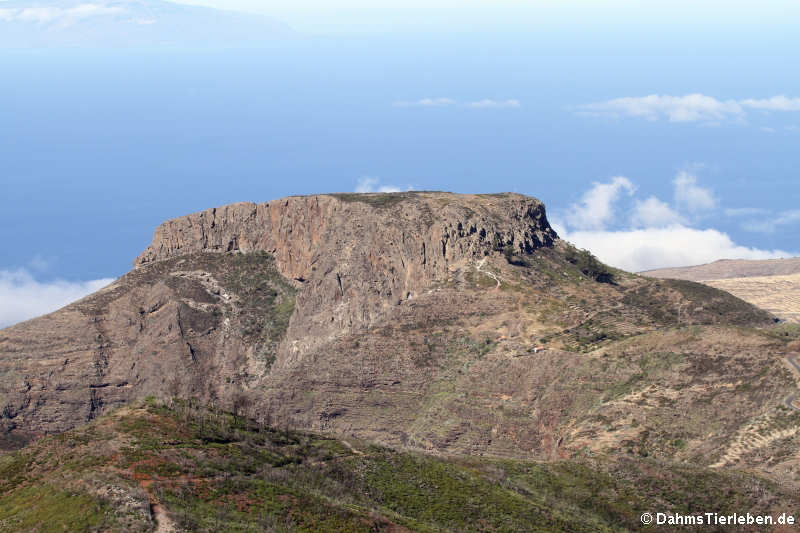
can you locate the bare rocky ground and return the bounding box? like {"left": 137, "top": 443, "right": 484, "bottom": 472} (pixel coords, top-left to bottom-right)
{"left": 2, "top": 192, "right": 800, "bottom": 531}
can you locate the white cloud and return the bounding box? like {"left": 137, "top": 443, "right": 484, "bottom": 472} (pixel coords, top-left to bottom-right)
{"left": 393, "top": 98, "right": 521, "bottom": 109}
{"left": 579, "top": 94, "right": 743, "bottom": 123}
{"left": 468, "top": 99, "right": 521, "bottom": 108}
{"left": 740, "top": 96, "right": 800, "bottom": 111}
{"left": 355, "top": 177, "right": 411, "bottom": 193}
{"left": 0, "top": 4, "right": 126, "bottom": 25}
{"left": 724, "top": 207, "right": 769, "bottom": 217}
{"left": 673, "top": 171, "right": 716, "bottom": 212}
{"left": 15, "top": 7, "right": 60, "bottom": 23}
{"left": 393, "top": 98, "right": 457, "bottom": 108}
{"left": 28, "top": 254, "right": 51, "bottom": 273}
{"left": 0, "top": 269, "right": 114, "bottom": 329}
{"left": 631, "top": 196, "right": 685, "bottom": 228}
{"left": 742, "top": 210, "right": 800, "bottom": 234}
{"left": 564, "top": 176, "right": 636, "bottom": 230}
{"left": 557, "top": 225, "right": 791, "bottom": 273}
{"left": 579, "top": 93, "right": 800, "bottom": 123}
{"left": 776, "top": 210, "right": 800, "bottom": 224}
{"left": 552, "top": 173, "right": 796, "bottom": 272}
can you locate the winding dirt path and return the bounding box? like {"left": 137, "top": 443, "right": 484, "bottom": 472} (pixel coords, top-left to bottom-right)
{"left": 476, "top": 258, "right": 502, "bottom": 289}
{"left": 151, "top": 499, "right": 177, "bottom": 533}
{"left": 785, "top": 354, "right": 800, "bottom": 411}
{"left": 787, "top": 394, "right": 800, "bottom": 410}
{"left": 136, "top": 478, "right": 177, "bottom": 533}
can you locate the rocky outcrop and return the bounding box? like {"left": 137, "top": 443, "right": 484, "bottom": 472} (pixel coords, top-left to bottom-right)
{"left": 3, "top": 191, "right": 787, "bottom": 475}
{"left": 0, "top": 192, "right": 557, "bottom": 443}
{"left": 135, "top": 194, "right": 556, "bottom": 273}
{"left": 135, "top": 192, "right": 557, "bottom": 365}
{"left": 0, "top": 252, "right": 295, "bottom": 445}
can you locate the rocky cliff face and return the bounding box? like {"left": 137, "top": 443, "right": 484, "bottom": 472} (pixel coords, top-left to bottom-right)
{"left": 135, "top": 193, "right": 556, "bottom": 366}
{"left": 3, "top": 192, "right": 794, "bottom": 485}
{"left": 0, "top": 193, "right": 557, "bottom": 445}
{"left": 0, "top": 252, "right": 296, "bottom": 443}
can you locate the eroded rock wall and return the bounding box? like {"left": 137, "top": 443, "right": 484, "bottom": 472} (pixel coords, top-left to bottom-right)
{"left": 0, "top": 193, "right": 557, "bottom": 440}
{"left": 135, "top": 193, "right": 557, "bottom": 364}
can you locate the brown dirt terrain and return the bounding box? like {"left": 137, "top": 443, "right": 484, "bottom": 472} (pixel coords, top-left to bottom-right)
{"left": 704, "top": 274, "right": 800, "bottom": 323}
{"left": 643, "top": 258, "right": 800, "bottom": 323}
{"left": 2, "top": 192, "right": 799, "bottom": 492}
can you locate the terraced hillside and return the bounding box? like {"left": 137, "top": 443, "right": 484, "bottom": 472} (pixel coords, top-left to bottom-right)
{"left": 705, "top": 274, "right": 800, "bottom": 323}
{"left": 2, "top": 399, "right": 798, "bottom": 533}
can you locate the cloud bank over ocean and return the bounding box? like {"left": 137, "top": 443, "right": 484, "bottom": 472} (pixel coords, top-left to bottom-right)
{"left": 0, "top": 0, "right": 291, "bottom": 47}
{"left": 578, "top": 94, "right": 800, "bottom": 124}
{"left": 553, "top": 172, "right": 794, "bottom": 272}
{"left": 0, "top": 269, "right": 114, "bottom": 329}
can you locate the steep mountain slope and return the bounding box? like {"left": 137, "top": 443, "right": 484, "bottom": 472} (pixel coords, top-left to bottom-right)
{"left": 2, "top": 399, "right": 798, "bottom": 533}
{"left": 1, "top": 192, "right": 798, "bottom": 485}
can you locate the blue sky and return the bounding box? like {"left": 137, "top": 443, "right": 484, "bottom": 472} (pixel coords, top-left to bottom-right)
{"left": 1, "top": 0, "right": 799, "bottom": 326}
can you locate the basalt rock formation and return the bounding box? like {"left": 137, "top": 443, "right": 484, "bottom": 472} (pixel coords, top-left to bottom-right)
{"left": 0, "top": 193, "right": 555, "bottom": 445}
{"left": 2, "top": 192, "right": 798, "bottom": 488}
{"left": 134, "top": 193, "right": 556, "bottom": 364}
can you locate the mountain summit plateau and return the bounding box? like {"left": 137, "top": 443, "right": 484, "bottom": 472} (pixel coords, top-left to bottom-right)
{"left": 2, "top": 192, "right": 798, "bottom": 486}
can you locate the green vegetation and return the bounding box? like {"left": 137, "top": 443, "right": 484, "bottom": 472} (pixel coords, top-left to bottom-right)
{"left": 502, "top": 244, "right": 529, "bottom": 266}
{"left": 664, "top": 279, "right": 773, "bottom": 325}
{"left": 465, "top": 267, "right": 499, "bottom": 289}
{"left": 559, "top": 319, "right": 623, "bottom": 352}
{"left": 564, "top": 246, "right": 615, "bottom": 284}
{"left": 620, "top": 279, "right": 771, "bottom": 327}
{"left": 222, "top": 252, "right": 297, "bottom": 368}
{"left": 0, "top": 485, "right": 113, "bottom": 533}
{"left": 329, "top": 192, "right": 412, "bottom": 209}
{"left": 1, "top": 400, "right": 797, "bottom": 532}
{"left": 760, "top": 322, "right": 800, "bottom": 342}
{"left": 602, "top": 352, "right": 685, "bottom": 402}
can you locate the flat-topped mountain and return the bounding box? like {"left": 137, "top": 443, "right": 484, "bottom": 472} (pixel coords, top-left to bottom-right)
{"left": 2, "top": 192, "right": 798, "bottom": 493}
{"left": 1, "top": 192, "right": 557, "bottom": 439}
